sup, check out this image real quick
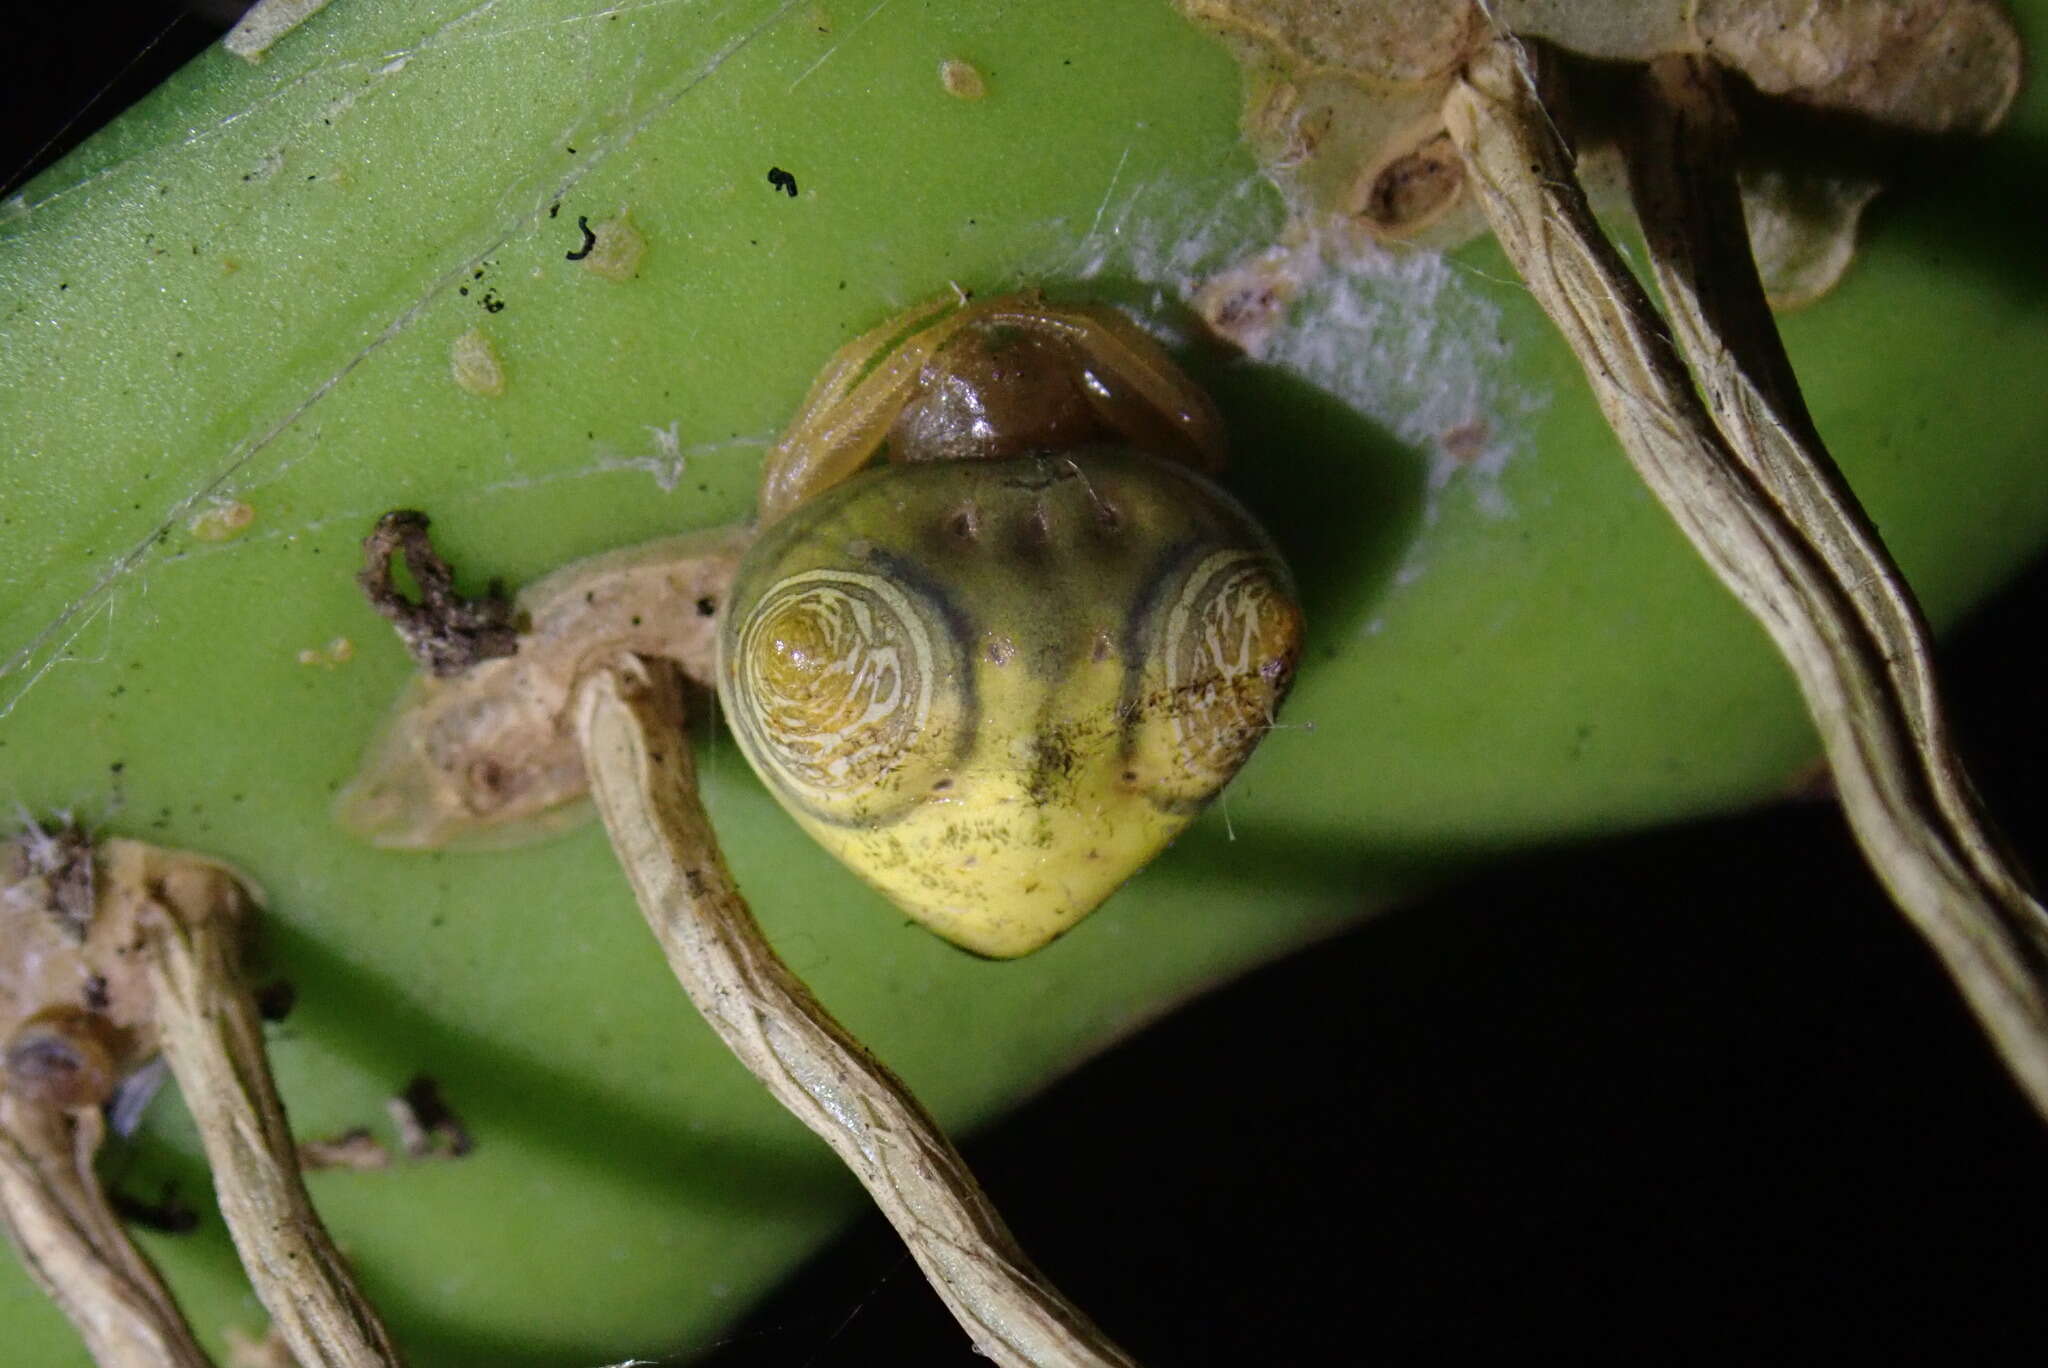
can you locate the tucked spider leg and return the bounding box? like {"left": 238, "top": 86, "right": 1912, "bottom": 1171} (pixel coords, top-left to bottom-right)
{"left": 781, "top": 296, "right": 957, "bottom": 436}
{"left": 757, "top": 296, "right": 972, "bottom": 523}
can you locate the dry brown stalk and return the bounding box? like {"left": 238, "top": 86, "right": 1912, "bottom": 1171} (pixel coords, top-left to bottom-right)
{"left": 573, "top": 655, "right": 1137, "bottom": 1368}
{"left": 0, "top": 1097, "right": 214, "bottom": 1368}
{"left": 1443, "top": 38, "right": 2048, "bottom": 1117}
{"left": 134, "top": 847, "right": 404, "bottom": 1367}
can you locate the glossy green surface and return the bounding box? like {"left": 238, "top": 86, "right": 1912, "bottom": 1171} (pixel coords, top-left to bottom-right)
{"left": 2, "top": 1, "right": 2045, "bottom": 1362}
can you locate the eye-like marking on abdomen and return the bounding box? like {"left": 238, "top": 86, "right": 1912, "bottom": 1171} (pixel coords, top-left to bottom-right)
{"left": 1123, "top": 547, "right": 1304, "bottom": 812}
{"left": 727, "top": 568, "right": 968, "bottom": 825}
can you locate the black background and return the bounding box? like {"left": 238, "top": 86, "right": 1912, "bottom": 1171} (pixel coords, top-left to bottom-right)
{"left": 6, "top": 6, "right": 2045, "bottom": 1364}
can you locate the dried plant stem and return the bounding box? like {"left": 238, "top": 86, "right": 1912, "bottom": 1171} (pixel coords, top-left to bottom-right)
{"left": 0, "top": 1098, "right": 213, "bottom": 1368}
{"left": 1444, "top": 39, "right": 2048, "bottom": 1117}
{"left": 574, "top": 656, "right": 1136, "bottom": 1368}
{"left": 1620, "top": 55, "right": 2048, "bottom": 1097}
{"left": 142, "top": 896, "right": 404, "bottom": 1367}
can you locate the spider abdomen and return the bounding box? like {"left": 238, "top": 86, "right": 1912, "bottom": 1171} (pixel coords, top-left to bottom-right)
{"left": 719, "top": 448, "right": 1302, "bottom": 957}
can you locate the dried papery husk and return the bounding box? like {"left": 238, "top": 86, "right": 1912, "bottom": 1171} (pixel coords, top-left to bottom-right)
{"left": 115, "top": 841, "right": 402, "bottom": 1367}
{"left": 1443, "top": 37, "right": 2048, "bottom": 1117}
{"left": 1734, "top": 167, "right": 1882, "bottom": 309}
{"left": 574, "top": 656, "right": 1135, "bottom": 1368}
{"left": 336, "top": 525, "right": 751, "bottom": 850}
{"left": 0, "top": 1098, "right": 214, "bottom": 1368}
{"left": 1495, "top": 0, "right": 1692, "bottom": 60}
{"left": 1175, "top": 0, "right": 2022, "bottom": 308}
{"left": 1694, "top": 0, "right": 2024, "bottom": 133}
{"left": 1179, "top": 0, "right": 1486, "bottom": 83}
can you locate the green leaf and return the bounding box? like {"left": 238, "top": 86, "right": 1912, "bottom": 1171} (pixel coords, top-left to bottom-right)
{"left": 3, "top": 1, "right": 2045, "bottom": 1362}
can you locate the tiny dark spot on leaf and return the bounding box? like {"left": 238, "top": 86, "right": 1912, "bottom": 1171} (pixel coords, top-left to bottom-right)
{"left": 255, "top": 980, "right": 297, "bottom": 1022}
{"left": 566, "top": 214, "right": 597, "bottom": 260}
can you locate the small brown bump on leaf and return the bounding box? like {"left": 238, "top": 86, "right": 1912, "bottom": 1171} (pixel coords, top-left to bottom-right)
{"left": 188, "top": 498, "right": 256, "bottom": 542}
{"left": 450, "top": 327, "right": 507, "bottom": 398}
{"left": 1439, "top": 419, "right": 1490, "bottom": 465}
{"left": 579, "top": 210, "right": 647, "bottom": 282}
{"left": 939, "top": 58, "right": 988, "bottom": 99}
{"left": 357, "top": 509, "right": 520, "bottom": 677}
{"left": 1190, "top": 239, "right": 1316, "bottom": 356}
{"left": 297, "top": 1128, "right": 392, "bottom": 1172}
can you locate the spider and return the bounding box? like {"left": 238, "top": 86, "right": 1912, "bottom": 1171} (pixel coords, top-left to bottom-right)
{"left": 339, "top": 291, "right": 1304, "bottom": 957}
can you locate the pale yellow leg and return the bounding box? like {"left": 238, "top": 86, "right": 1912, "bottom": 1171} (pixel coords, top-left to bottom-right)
{"left": 758, "top": 296, "right": 970, "bottom": 522}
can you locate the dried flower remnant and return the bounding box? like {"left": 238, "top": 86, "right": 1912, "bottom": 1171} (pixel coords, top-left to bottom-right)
{"left": 7, "top": 823, "right": 403, "bottom": 1366}
{"left": 2, "top": 827, "right": 212, "bottom": 1367}
{"left": 1695, "top": 0, "right": 2023, "bottom": 132}
{"left": 1734, "top": 169, "right": 1883, "bottom": 309}
{"left": 338, "top": 520, "right": 751, "bottom": 848}
{"left": 1175, "top": 0, "right": 2022, "bottom": 305}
